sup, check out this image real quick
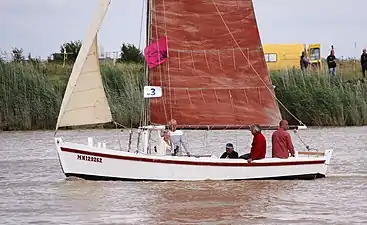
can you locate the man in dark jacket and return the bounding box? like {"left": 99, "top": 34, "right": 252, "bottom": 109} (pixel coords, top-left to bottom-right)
{"left": 220, "top": 143, "right": 239, "bottom": 159}
{"left": 361, "top": 49, "right": 367, "bottom": 79}
{"left": 327, "top": 50, "right": 337, "bottom": 75}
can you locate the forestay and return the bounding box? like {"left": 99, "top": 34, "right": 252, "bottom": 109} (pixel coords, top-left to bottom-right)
{"left": 55, "top": 0, "right": 112, "bottom": 131}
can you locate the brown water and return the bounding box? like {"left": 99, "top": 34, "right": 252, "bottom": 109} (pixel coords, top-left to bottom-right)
{"left": 0, "top": 127, "right": 366, "bottom": 224}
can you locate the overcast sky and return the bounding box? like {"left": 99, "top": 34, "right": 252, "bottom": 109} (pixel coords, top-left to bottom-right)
{"left": 1, "top": 0, "right": 366, "bottom": 59}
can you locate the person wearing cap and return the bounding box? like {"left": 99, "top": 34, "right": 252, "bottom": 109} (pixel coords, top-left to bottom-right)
{"left": 239, "top": 124, "right": 266, "bottom": 162}
{"left": 220, "top": 143, "right": 239, "bottom": 159}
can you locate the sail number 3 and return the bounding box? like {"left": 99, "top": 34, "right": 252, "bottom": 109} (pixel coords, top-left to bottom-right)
{"left": 150, "top": 88, "right": 156, "bottom": 96}
{"left": 144, "top": 86, "right": 162, "bottom": 98}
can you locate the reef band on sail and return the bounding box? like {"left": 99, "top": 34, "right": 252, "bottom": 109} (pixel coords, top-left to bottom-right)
{"left": 77, "top": 154, "right": 102, "bottom": 163}
{"left": 148, "top": 124, "right": 303, "bottom": 130}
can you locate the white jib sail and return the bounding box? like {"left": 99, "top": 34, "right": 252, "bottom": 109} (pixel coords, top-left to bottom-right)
{"left": 55, "top": 0, "right": 112, "bottom": 131}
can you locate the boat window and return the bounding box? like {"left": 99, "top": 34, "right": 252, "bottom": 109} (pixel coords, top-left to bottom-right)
{"left": 265, "top": 53, "right": 277, "bottom": 62}
{"left": 309, "top": 48, "right": 320, "bottom": 60}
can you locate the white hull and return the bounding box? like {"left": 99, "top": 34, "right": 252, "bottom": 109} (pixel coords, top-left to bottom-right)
{"left": 55, "top": 138, "right": 333, "bottom": 181}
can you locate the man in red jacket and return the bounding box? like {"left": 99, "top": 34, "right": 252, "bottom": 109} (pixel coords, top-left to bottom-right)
{"left": 271, "top": 120, "right": 295, "bottom": 159}
{"left": 239, "top": 124, "right": 266, "bottom": 163}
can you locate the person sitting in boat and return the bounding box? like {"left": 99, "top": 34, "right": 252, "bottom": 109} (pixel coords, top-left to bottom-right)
{"left": 220, "top": 143, "right": 239, "bottom": 159}
{"left": 161, "top": 130, "right": 172, "bottom": 155}
{"left": 167, "top": 119, "right": 191, "bottom": 156}
{"left": 271, "top": 120, "right": 295, "bottom": 159}
{"left": 239, "top": 124, "right": 266, "bottom": 163}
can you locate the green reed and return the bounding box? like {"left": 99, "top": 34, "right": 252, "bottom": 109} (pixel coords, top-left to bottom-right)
{"left": 271, "top": 68, "right": 367, "bottom": 126}
{"left": 0, "top": 61, "right": 62, "bottom": 130}
{"left": 101, "top": 61, "right": 145, "bottom": 128}
{"left": 0, "top": 61, "right": 146, "bottom": 130}
{"left": 0, "top": 60, "right": 366, "bottom": 130}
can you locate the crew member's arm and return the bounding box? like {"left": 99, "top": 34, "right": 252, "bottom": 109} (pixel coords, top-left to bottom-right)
{"left": 286, "top": 133, "right": 295, "bottom": 157}
{"left": 180, "top": 135, "right": 190, "bottom": 156}
{"left": 220, "top": 152, "right": 227, "bottom": 159}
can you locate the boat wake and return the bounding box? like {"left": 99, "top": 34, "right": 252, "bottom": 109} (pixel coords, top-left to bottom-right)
{"left": 328, "top": 173, "right": 367, "bottom": 178}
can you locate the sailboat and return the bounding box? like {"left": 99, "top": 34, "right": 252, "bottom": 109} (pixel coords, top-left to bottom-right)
{"left": 54, "top": 0, "right": 333, "bottom": 181}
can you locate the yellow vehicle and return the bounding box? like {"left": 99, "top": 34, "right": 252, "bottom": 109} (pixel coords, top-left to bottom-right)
{"left": 262, "top": 43, "right": 321, "bottom": 70}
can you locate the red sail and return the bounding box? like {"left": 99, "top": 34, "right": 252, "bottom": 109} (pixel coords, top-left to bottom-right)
{"left": 148, "top": 0, "right": 282, "bottom": 128}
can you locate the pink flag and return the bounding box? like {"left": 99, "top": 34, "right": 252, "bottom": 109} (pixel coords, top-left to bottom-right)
{"left": 144, "top": 36, "right": 168, "bottom": 69}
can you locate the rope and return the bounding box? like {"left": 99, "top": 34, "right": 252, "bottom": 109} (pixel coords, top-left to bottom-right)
{"left": 162, "top": 0, "right": 173, "bottom": 121}
{"left": 138, "top": 0, "right": 145, "bottom": 49}
{"left": 211, "top": 0, "right": 305, "bottom": 126}
{"left": 293, "top": 129, "right": 319, "bottom": 152}
{"left": 114, "top": 122, "right": 124, "bottom": 151}
{"left": 153, "top": 5, "right": 168, "bottom": 123}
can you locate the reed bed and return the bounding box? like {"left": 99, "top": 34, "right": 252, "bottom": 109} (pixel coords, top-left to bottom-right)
{"left": 0, "top": 60, "right": 366, "bottom": 130}
{"left": 271, "top": 68, "right": 367, "bottom": 126}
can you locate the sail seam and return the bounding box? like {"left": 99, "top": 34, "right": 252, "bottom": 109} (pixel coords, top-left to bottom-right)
{"left": 63, "top": 105, "right": 100, "bottom": 113}
{"left": 167, "top": 48, "right": 251, "bottom": 53}
{"left": 159, "top": 86, "right": 274, "bottom": 90}
{"left": 71, "top": 87, "right": 103, "bottom": 93}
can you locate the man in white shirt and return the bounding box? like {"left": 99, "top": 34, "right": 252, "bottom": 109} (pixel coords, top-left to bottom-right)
{"left": 166, "top": 119, "right": 190, "bottom": 156}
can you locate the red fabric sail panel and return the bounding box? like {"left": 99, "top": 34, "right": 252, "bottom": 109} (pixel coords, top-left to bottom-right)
{"left": 148, "top": 0, "right": 282, "bottom": 127}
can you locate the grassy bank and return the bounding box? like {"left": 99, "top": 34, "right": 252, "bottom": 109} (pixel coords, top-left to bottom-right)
{"left": 272, "top": 69, "right": 367, "bottom": 126}
{"left": 0, "top": 60, "right": 366, "bottom": 130}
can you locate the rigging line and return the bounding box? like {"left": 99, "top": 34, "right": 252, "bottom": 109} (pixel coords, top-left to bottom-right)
{"left": 113, "top": 121, "right": 129, "bottom": 129}
{"left": 138, "top": 0, "right": 145, "bottom": 49}
{"left": 153, "top": 2, "right": 168, "bottom": 123}
{"left": 292, "top": 129, "right": 318, "bottom": 151}
{"left": 114, "top": 122, "right": 123, "bottom": 151}
{"left": 162, "top": 0, "right": 173, "bottom": 121}
{"left": 211, "top": 0, "right": 305, "bottom": 126}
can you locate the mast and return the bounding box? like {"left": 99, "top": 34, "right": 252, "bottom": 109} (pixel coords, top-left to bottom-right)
{"left": 143, "top": 0, "right": 152, "bottom": 127}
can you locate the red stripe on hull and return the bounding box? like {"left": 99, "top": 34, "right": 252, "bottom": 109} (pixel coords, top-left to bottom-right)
{"left": 60, "top": 147, "right": 326, "bottom": 167}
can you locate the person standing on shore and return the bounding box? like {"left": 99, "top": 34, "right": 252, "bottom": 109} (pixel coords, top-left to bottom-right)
{"left": 327, "top": 50, "right": 337, "bottom": 76}
{"left": 300, "top": 51, "right": 310, "bottom": 71}
{"left": 361, "top": 49, "right": 367, "bottom": 79}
